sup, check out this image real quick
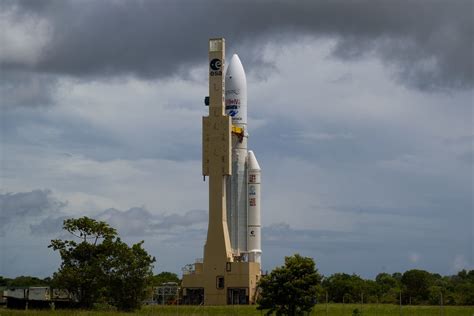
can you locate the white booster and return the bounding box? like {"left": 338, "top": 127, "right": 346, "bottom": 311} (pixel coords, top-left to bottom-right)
{"left": 247, "top": 150, "right": 261, "bottom": 264}
{"left": 225, "top": 54, "right": 248, "bottom": 254}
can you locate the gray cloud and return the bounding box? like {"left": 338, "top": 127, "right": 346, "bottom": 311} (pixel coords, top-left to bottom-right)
{"left": 2, "top": 0, "right": 472, "bottom": 91}
{"left": 96, "top": 207, "right": 155, "bottom": 236}
{"left": 29, "top": 204, "right": 208, "bottom": 237}
{"left": 0, "top": 0, "right": 472, "bottom": 277}
{"left": 262, "top": 221, "right": 471, "bottom": 276}
{"left": 151, "top": 210, "right": 207, "bottom": 230}
{"left": 264, "top": 223, "right": 376, "bottom": 254}
{"left": 457, "top": 150, "right": 473, "bottom": 165}
{"left": 96, "top": 208, "right": 207, "bottom": 236}
{"left": 2, "top": 188, "right": 471, "bottom": 277}
{"left": 0, "top": 189, "right": 66, "bottom": 234}
{"left": 29, "top": 215, "right": 68, "bottom": 236}
{"left": 443, "top": 134, "right": 474, "bottom": 146}
{"left": 0, "top": 71, "right": 57, "bottom": 108}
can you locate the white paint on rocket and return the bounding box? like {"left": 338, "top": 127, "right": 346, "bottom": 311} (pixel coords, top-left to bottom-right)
{"left": 225, "top": 54, "right": 261, "bottom": 264}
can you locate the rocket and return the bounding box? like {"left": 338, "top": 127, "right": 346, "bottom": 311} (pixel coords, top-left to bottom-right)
{"left": 225, "top": 54, "right": 262, "bottom": 264}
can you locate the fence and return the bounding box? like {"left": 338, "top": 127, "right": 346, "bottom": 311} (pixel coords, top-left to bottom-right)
{"left": 318, "top": 291, "right": 446, "bottom": 316}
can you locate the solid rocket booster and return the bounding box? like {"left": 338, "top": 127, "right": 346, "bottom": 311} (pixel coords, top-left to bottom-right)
{"left": 225, "top": 54, "right": 261, "bottom": 263}
{"left": 247, "top": 150, "right": 262, "bottom": 264}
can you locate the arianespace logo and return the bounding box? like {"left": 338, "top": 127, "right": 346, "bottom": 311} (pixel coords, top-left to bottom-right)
{"left": 210, "top": 58, "right": 222, "bottom": 76}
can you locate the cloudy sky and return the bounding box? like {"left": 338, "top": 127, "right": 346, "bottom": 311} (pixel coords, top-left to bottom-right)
{"left": 1, "top": 0, "right": 472, "bottom": 279}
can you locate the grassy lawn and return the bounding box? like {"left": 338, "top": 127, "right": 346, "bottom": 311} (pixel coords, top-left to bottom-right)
{"left": 1, "top": 304, "right": 473, "bottom": 316}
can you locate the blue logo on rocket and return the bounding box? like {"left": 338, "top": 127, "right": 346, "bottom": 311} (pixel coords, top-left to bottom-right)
{"left": 228, "top": 110, "right": 239, "bottom": 117}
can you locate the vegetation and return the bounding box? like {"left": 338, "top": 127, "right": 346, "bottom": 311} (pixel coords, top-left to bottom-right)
{"left": 2, "top": 220, "right": 472, "bottom": 312}
{"left": 319, "top": 269, "right": 474, "bottom": 306}
{"left": 48, "top": 217, "right": 155, "bottom": 311}
{"left": 0, "top": 276, "right": 50, "bottom": 287}
{"left": 151, "top": 272, "right": 180, "bottom": 286}
{"left": 257, "top": 254, "right": 322, "bottom": 315}
{"left": 255, "top": 253, "right": 473, "bottom": 310}
{"left": 2, "top": 268, "right": 473, "bottom": 310}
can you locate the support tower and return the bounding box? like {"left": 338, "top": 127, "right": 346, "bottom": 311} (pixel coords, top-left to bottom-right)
{"left": 181, "top": 38, "right": 261, "bottom": 305}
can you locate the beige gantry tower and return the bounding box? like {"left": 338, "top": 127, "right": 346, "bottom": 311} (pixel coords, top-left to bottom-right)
{"left": 181, "top": 38, "right": 261, "bottom": 305}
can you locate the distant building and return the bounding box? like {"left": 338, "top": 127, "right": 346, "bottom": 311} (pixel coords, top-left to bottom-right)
{"left": 3, "top": 286, "right": 74, "bottom": 309}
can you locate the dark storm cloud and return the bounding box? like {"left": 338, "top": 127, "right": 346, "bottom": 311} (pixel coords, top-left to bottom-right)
{"left": 3, "top": 0, "right": 472, "bottom": 90}
{"left": 0, "top": 189, "right": 66, "bottom": 234}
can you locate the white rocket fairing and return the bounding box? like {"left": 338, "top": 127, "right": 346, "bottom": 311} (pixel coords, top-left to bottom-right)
{"left": 225, "top": 54, "right": 261, "bottom": 264}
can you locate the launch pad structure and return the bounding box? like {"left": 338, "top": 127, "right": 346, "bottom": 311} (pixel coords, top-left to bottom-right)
{"left": 181, "top": 38, "right": 261, "bottom": 305}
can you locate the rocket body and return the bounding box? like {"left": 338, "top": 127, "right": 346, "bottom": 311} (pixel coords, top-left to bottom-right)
{"left": 225, "top": 54, "right": 261, "bottom": 264}
{"left": 225, "top": 54, "right": 248, "bottom": 254}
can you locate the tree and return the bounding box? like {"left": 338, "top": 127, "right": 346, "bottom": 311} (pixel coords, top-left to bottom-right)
{"left": 257, "top": 254, "right": 322, "bottom": 316}
{"left": 376, "top": 273, "right": 399, "bottom": 292}
{"left": 322, "top": 273, "right": 366, "bottom": 303}
{"left": 0, "top": 276, "right": 51, "bottom": 287}
{"left": 0, "top": 276, "right": 11, "bottom": 286}
{"left": 450, "top": 269, "right": 474, "bottom": 305}
{"left": 401, "top": 269, "right": 433, "bottom": 304}
{"left": 103, "top": 239, "right": 156, "bottom": 311}
{"left": 49, "top": 217, "right": 155, "bottom": 311}
{"left": 151, "top": 272, "right": 180, "bottom": 286}
{"left": 375, "top": 273, "right": 400, "bottom": 303}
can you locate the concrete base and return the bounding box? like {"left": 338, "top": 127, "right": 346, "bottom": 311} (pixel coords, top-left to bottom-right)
{"left": 182, "top": 261, "right": 261, "bottom": 305}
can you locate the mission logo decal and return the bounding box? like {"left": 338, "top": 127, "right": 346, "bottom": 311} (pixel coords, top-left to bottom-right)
{"left": 209, "top": 58, "right": 222, "bottom": 76}
{"left": 225, "top": 99, "right": 240, "bottom": 118}
{"left": 225, "top": 105, "right": 239, "bottom": 117}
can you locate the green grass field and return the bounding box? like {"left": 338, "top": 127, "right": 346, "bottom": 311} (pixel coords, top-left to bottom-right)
{"left": 0, "top": 304, "right": 474, "bottom": 316}
{"left": 1, "top": 304, "right": 473, "bottom": 316}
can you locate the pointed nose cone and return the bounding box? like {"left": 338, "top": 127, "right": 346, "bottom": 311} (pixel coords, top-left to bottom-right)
{"left": 225, "top": 54, "right": 247, "bottom": 125}
{"left": 226, "top": 54, "right": 246, "bottom": 85}
{"left": 247, "top": 150, "right": 261, "bottom": 171}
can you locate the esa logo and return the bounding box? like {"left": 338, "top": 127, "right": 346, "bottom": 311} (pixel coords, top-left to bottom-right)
{"left": 210, "top": 58, "right": 222, "bottom": 76}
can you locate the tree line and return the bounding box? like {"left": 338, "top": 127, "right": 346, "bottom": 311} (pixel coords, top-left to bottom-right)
{"left": 1, "top": 217, "right": 472, "bottom": 312}
{"left": 3, "top": 268, "right": 472, "bottom": 307}
{"left": 318, "top": 269, "right": 474, "bottom": 306}
{"left": 257, "top": 254, "right": 474, "bottom": 316}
